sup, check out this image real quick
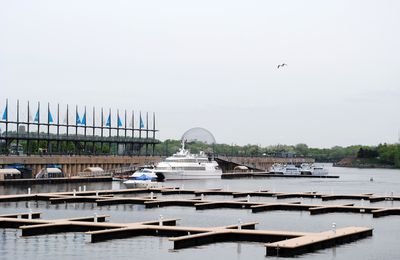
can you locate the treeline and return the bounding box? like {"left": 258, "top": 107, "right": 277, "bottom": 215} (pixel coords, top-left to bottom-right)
{"left": 154, "top": 140, "right": 400, "bottom": 167}
{"left": 356, "top": 144, "right": 400, "bottom": 167}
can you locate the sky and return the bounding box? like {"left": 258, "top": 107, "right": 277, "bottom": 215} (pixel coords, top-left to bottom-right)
{"left": 1, "top": 0, "right": 399, "bottom": 148}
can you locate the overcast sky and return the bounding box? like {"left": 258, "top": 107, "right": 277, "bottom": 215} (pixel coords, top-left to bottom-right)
{"left": 1, "top": 0, "right": 399, "bottom": 148}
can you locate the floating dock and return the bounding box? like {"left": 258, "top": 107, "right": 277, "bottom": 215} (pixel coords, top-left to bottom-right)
{"left": 0, "top": 211, "right": 372, "bottom": 257}
{"left": 1, "top": 188, "right": 400, "bottom": 218}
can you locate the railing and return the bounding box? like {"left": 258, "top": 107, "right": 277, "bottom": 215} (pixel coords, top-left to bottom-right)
{"left": 1, "top": 132, "right": 159, "bottom": 144}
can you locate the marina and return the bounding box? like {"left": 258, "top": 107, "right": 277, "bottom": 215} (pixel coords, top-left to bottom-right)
{"left": 0, "top": 164, "right": 400, "bottom": 259}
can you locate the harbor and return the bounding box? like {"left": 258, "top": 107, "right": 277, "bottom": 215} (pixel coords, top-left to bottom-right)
{"left": 1, "top": 166, "right": 400, "bottom": 259}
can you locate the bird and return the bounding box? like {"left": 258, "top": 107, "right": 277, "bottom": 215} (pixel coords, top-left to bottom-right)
{"left": 277, "top": 63, "right": 287, "bottom": 69}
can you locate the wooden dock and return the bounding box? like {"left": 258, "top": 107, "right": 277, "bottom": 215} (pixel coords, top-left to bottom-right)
{"left": 266, "top": 227, "right": 373, "bottom": 257}
{"left": 0, "top": 211, "right": 372, "bottom": 257}
{"left": 1, "top": 188, "right": 400, "bottom": 218}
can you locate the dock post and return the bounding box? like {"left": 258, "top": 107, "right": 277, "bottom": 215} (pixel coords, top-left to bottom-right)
{"left": 332, "top": 222, "right": 336, "bottom": 234}
{"left": 238, "top": 219, "right": 242, "bottom": 230}
{"left": 79, "top": 186, "right": 82, "bottom": 192}
{"left": 159, "top": 214, "right": 163, "bottom": 226}
{"left": 73, "top": 189, "right": 76, "bottom": 197}
{"left": 94, "top": 213, "right": 98, "bottom": 223}
{"left": 360, "top": 199, "right": 365, "bottom": 213}
{"left": 96, "top": 191, "right": 99, "bottom": 197}
{"left": 247, "top": 195, "right": 250, "bottom": 202}
{"left": 83, "top": 185, "right": 87, "bottom": 192}
{"left": 201, "top": 194, "right": 204, "bottom": 200}
{"left": 150, "top": 192, "right": 154, "bottom": 200}
{"left": 28, "top": 209, "right": 32, "bottom": 220}
{"left": 28, "top": 188, "right": 31, "bottom": 195}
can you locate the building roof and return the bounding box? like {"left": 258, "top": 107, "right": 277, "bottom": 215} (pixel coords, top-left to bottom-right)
{"left": 0, "top": 168, "right": 21, "bottom": 174}
{"left": 234, "top": 165, "right": 249, "bottom": 170}
{"left": 45, "top": 168, "right": 62, "bottom": 173}
{"left": 83, "top": 167, "right": 104, "bottom": 173}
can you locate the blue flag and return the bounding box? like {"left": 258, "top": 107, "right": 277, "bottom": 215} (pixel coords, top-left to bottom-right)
{"left": 34, "top": 109, "right": 39, "bottom": 122}
{"left": 48, "top": 110, "right": 54, "bottom": 123}
{"left": 140, "top": 115, "right": 144, "bottom": 129}
{"left": 117, "top": 115, "right": 122, "bottom": 127}
{"left": 81, "top": 112, "right": 86, "bottom": 125}
{"left": 76, "top": 112, "right": 81, "bottom": 125}
{"left": 106, "top": 114, "right": 111, "bottom": 127}
{"left": 1, "top": 105, "right": 7, "bottom": 120}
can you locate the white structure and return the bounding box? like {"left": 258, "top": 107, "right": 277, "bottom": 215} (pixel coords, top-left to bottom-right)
{"left": 300, "top": 163, "right": 328, "bottom": 176}
{"left": 0, "top": 168, "right": 21, "bottom": 180}
{"left": 35, "top": 168, "right": 64, "bottom": 179}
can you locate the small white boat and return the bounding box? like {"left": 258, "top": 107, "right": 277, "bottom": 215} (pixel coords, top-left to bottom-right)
{"left": 270, "top": 163, "right": 285, "bottom": 174}
{"left": 123, "top": 168, "right": 160, "bottom": 188}
{"left": 270, "top": 163, "right": 301, "bottom": 175}
{"left": 283, "top": 164, "right": 301, "bottom": 175}
{"left": 300, "top": 163, "right": 328, "bottom": 176}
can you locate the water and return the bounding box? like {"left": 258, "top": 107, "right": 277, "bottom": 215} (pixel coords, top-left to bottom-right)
{"left": 1, "top": 165, "right": 400, "bottom": 259}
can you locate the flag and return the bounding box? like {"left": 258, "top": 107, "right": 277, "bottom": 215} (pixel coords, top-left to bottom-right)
{"left": 139, "top": 115, "right": 144, "bottom": 129}
{"left": 48, "top": 110, "right": 54, "bottom": 124}
{"left": 81, "top": 112, "right": 86, "bottom": 125}
{"left": 76, "top": 112, "right": 81, "bottom": 125}
{"left": 34, "top": 109, "right": 39, "bottom": 122}
{"left": 106, "top": 114, "right": 111, "bottom": 127}
{"left": 117, "top": 115, "right": 122, "bottom": 127}
{"left": 1, "top": 104, "right": 7, "bottom": 120}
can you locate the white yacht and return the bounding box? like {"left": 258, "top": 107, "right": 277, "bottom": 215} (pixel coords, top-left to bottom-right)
{"left": 152, "top": 141, "right": 222, "bottom": 180}
{"left": 300, "top": 163, "right": 328, "bottom": 176}
{"left": 283, "top": 164, "right": 301, "bottom": 175}
{"left": 270, "top": 163, "right": 285, "bottom": 174}
{"left": 270, "top": 163, "right": 301, "bottom": 175}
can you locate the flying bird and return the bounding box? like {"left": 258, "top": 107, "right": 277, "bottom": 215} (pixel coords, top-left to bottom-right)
{"left": 277, "top": 63, "right": 287, "bottom": 69}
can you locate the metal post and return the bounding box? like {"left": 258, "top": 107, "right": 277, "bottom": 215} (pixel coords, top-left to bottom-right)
{"left": 145, "top": 112, "right": 149, "bottom": 156}
{"left": 16, "top": 100, "right": 20, "bottom": 154}
{"left": 27, "top": 101, "right": 30, "bottom": 155}
{"left": 93, "top": 106, "right": 95, "bottom": 154}
{"left": 100, "top": 107, "right": 103, "bottom": 153}
{"left": 152, "top": 112, "right": 156, "bottom": 156}
{"left": 57, "top": 103, "right": 60, "bottom": 153}
{"left": 37, "top": 102, "right": 40, "bottom": 154}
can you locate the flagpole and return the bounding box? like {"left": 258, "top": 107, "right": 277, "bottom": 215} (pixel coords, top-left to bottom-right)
{"left": 27, "top": 101, "right": 30, "bottom": 155}
{"left": 117, "top": 109, "right": 119, "bottom": 138}
{"left": 57, "top": 103, "right": 60, "bottom": 153}
{"left": 101, "top": 107, "right": 104, "bottom": 153}
{"left": 93, "top": 106, "right": 95, "bottom": 154}
{"left": 16, "top": 100, "right": 20, "bottom": 154}
{"left": 152, "top": 112, "right": 156, "bottom": 156}
{"left": 37, "top": 101, "right": 40, "bottom": 154}
{"left": 84, "top": 106, "right": 87, "bottom": 153}
{"left": 109, "top": 108, "right": 111, "bottom": 154}
{"left": 124, "top": 109, "right": 127, "bottom": 155}
{"left": 75, "top": 105, "right": 78, "bottom": 155}
{"left": 47, "top": 102, "right": 50, "bottom": 154}
{"left": 66, "top": 104, "right": 69, "bottom": 147}
{"left": 132, "top": 110, "right": 135, "bottom": 139}
{"left": 145, "top": 112, "right": 149, "bottom": 156}
{"left": 5, "top": 99, "right": 8, "bottom": 141}
{"left": 132, "top": 110, "right": 135, "bottom": 155}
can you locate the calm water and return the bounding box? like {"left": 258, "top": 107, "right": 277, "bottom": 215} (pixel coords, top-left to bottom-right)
{"left": 1, "top": 165, "right": 400, "bottom": 260}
